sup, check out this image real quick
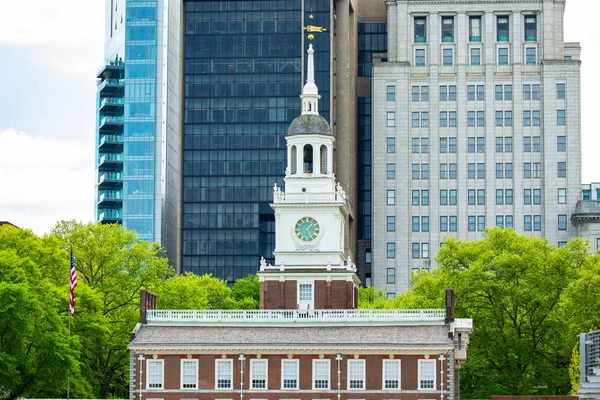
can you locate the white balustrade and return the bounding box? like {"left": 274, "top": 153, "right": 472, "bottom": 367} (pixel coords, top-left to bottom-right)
{"left": 273, "top": 191, "right": 346, "bottom": 204}
{"left": 146, "top": 308, "right": 447, "bottom": 324}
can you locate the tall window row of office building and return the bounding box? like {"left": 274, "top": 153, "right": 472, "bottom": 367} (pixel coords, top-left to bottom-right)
{"left": 372, "top": 1, "right": 581, "bottom": 294}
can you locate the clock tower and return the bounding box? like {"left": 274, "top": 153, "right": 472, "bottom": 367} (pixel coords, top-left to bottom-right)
{"left": 258, "top": 42, "right": 359, "bottom": 310}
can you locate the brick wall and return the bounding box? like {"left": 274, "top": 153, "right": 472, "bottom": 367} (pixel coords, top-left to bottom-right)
{"left": 131, "top": 352, "right": 450, "bottom": 400}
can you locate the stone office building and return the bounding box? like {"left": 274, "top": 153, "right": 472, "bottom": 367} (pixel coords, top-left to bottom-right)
{"left": 372, "top": 0, "right": 582, "bottom": 293}
{"left": 128, "top": 43, "right": 473, "bottom": 400}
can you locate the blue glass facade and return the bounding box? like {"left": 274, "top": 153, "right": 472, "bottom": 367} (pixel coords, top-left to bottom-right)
{"left": 96, "top": 0, "right": 159, "bottom": 242}
{"left": 182, "top": 0, "right": 331, "bottom": 281}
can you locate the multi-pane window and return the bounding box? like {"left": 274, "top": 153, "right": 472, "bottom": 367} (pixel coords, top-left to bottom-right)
{"left": 439, "top": 137, "right": 457, "bottom": 153}
{"left": 414, "top": 17, "right": 427, "bottom": 42}
{"left": 440, "top": 85, "right": 457, "bottom": 101}
{"left": 412, "top": 216, "right": 429, "bottom": 232}
{"left": 440, "top": 216, "right": 448, "bottom": 232}
{"left": 387, "top": 112, "right": 395, "bottom": 127}
{"left": 419, "top": 360, "right": 435, "bottom": 389}
{"left": 251, "top": 359, "right": 268, "bottom": 389}
{"left": 523, "top": 84, "right": 541, "bottom": 100}
{"left": 523, "top": 110, "right": 541, "bottom": 126}
{"left": 496, "top": 137, "right": 513, "bottom": 152}
{"left": 422, "top": 190, "right": 430, "bottom": 205}
{"left": 496, "top": 111, "right": 512, "bottom": 126}
{"left": 558, "top": 188, "right": 567, "bottom": 204}
{"left": 477, "top": 189, "right": 486, "bottom": 205}
{"left": 495, "top": 85, "right": 513, "bottom": 100}
{"left": 468, "top": 215, "right": 476, "bottom": 231}
{"left": 440, "top": 190, "right": 457, "bottom": 205}
{"left": 534, "top": 215, "right": 542, "bottom": 231}
{"left": 147, "top": 360, "right": 164, "bottom": 389}
{"left": 497, "top": 16, "right": 509, "bottom": 41}
{"left": 523, "top": 136, "right": 541, "bottom": 152}
{"left": 558, "top": 214, "right": 567, "bottom": 230}
{"left": 282, "top": 360, "right": 299, "bottom": 389}
{"left": 524, "top": 215, "right": 533, "bottom": 231}
{"left": 442, "top": 17, "right": 454, "bottom": 42}
{"left": 523, "top": 111, "right": 531, "bottom": 126}
{"left": 412, "top": 112, "right": 429, "bottom": 127}
{"left": 477, "top": 163, "right": 485, "bottom": 179}
{"left": 443, "top": 49, "right": 453, "bottom": 66}
{"left": 497, "top": 215, "right": 514, "bottom": 228}
{"left": 468, "top": 163, "right": 485, "bottom": 179}
{"left": 216, "top": 360, "right": 233, "bottom": 389}
{"left": 387, "top": 242, "right": 395, "bottom": 258}
{"left": 449, "top": 216, "right": 457, "bottom": 231}
{"left": 468, "top": 189, "right": 476, "bottom": 205}
{"left": 468, "top": 111, "right": 475, "bottom": 127}
{"left": 415, "top": 49, "right": 426, "bottom": 66}
{"left": 387, "top": 268, "right": 395, "bottom": 284}
{"left": 412, "top": 86, "right": 429, "bottom": 101}
{"left": 469, "top": 16, "right": 482, "bottom": 41}
{"left": 467, "top": 85, "right": 485, "bottom": 101}
{"left": 412, "top": 243, "right": 420, "bottom": 258}
{"left": 387, "top": 190, "right": 395, "bottom": 205}
{"left": 181, "top": 360, "right": 198, "bottom": 389}
{"left": 383, "top": 360, "right": 401, "bottom": 389}
{"left": 476, "top": 216, "right": 485, "bottom": 231}
{"left": 476, "top": 111, "right": 485, "bottom": 126}
{"left": 348, "top": 360, "right": 365, "bottom": 389}
{"left": 584, "top": 190, "right": 592, "bottom": 200}
{"left": 557, "top": 83, "right": 566, "bottom": 100}
{"left": 387, "top": 86, "right": 396, "bottom": 101}
{"left": 387, "top": 216, "right": 396, "bottom": 231}
{"left": 523, "top": 163, "right": 541, "bottom": 178}
{"left": 525, "top": 47, "right": 537, "bottom": 65}
{"left": 496, "top": 189, "right": 513, "bottom": 205}
{"left": 524, "top": 15, "right": 537, "bottom": 41}
{"left": 387, "top": 138, "right": 395, "bottom": 153}
{"left": 313, "top": 360, "right": 330, "bottom": 389}
{"left": 557, "top": 136, "right": 566, "bottom": 151}
{"left": 557, "top": 110, "right": 566, "bottom": 126}
{"left": 470, "top": 48, "right": 481, "bottom": 65}
{"left": 498, "top": 48, "right": 509, "bottom": 65}
{"left": 557, "top": 162, "right": 566, "bottom": 178}
{"left": 421, "top": 243, "right": 429, "bottom": 258}
{"left": 387, "top": 163, "right": 396, "bottom": 179}
{"left": 440, "top": 112, "right": 457, "bottom": 127}
{"left": 495, "top": 163, "right": 513, "bottom": 179}
{"left": 299, "top": 283, "right": 313, "bottom": 301}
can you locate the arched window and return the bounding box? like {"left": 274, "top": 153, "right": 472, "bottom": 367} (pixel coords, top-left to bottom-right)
{"left": 320, "top": 145, "right": 327, "bottom": 174}
{"left": 291, "top": 146, "right": 297, "bottom": 174}
{"left": 303, "top": 144, "right": 313, "bottom": 173}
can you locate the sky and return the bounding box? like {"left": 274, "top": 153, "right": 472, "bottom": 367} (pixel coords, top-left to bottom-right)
{"left": 0, "top": 0, "right": 598, "bottom": 236}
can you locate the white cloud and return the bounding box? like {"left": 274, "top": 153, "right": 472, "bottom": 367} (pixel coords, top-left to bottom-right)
{"left": 0, "top": 0, "right": 105, "bottom": 77}
{"left": 0, "top": 128, "right": 95, "bottom": 235}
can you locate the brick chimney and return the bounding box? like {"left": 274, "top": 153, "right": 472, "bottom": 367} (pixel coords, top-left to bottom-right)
{"left": 139, "top": 290, "right": 157, "bottom": 324}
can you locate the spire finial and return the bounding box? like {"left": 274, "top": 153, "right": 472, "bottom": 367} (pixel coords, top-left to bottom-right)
{"left": 301, "top": 43, "right": 320, "bottom": 115}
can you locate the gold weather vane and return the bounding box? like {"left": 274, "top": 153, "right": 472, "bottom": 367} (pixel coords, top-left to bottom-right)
{"left": 303, "top": 12, "right": 326, "bottom": 41}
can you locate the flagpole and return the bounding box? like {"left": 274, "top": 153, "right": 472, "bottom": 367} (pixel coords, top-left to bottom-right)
{"left": 68, "top": 309, "right": 71, "bottom": 400}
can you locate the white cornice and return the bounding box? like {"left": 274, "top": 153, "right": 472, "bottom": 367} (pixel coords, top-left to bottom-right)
{"left": 128, "top": 345, "right": 454, "bottom": 354}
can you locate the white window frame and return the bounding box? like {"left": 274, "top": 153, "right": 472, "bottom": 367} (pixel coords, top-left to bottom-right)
{"left": 180, "top": 359, "right": 198, "bottom": 389}
{"left": 215, "top": 359, "right": 233, "bottom": 390}
{"left": 297, "top": 282, "right": 314, "bottom": 309}
{"left": 347, "top": 359, "right": 366, "bottom": 390}
{"left": 382, "top": 359, "right": 401, "bottom": 390}
{"left": 250, "top": 359, "right": 268, "bottom": 390}
{"left": 147, "top": 359, "right": 164, "bottom": 390}
{"left": 418, "top": 359, "right": 436, "bottom": 390}
{"left": 281, "top": 359, "right": 299, "bottom": 390}
{"left": 312, "top": 359, "right": 331, "bottom": 390}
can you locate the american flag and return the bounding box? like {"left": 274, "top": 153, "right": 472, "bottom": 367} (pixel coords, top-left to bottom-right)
{"left": 69, "top": 246, "right": 77, "bottom": 315}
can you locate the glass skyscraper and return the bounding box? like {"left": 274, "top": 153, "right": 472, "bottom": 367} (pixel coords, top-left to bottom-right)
{"left": 95, "top": 0, "right": 181, "bottom": 267}
{"left": 181, "top": 0, "right": 330, "bottom": 281}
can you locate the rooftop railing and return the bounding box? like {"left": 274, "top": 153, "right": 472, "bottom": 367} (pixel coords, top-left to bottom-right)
{"left": 146, "top": 309, "right": 447, "bottom": 325}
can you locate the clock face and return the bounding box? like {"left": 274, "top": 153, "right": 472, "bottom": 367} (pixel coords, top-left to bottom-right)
{"left": 294, "top": 217, "right": 320, "bottom": 242}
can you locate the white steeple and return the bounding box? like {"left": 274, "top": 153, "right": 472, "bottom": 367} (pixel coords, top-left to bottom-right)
{"left": 301, "top": 44, "right": 320, "bottom": 115}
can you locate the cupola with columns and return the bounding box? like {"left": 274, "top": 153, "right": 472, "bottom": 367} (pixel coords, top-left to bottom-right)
{"left": 257, "top": 41, "right": 359, "bottom": 310}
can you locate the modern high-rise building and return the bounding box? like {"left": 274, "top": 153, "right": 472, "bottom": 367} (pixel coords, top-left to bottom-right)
{"left": 95, "top": 0, "right": 182, "bottom": 269}
{"left": 371, "top": 0, "right": 582, "bottom": 293}
{"left": 95, "top": 0, "right": 364, "bottom": 279}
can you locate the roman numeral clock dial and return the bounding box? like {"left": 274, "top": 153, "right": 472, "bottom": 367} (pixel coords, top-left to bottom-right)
{"left": 294, "top": 217, "right": 320, "bottom": 242}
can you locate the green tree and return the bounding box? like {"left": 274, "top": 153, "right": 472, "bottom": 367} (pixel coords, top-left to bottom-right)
{"left": 50, "top": 221, "right": 174, "bottom": 398}
{"left": 232, "top": 274, "right": 260, "bottom": 308}
{"left": 154, "top": 273, "right": 232, "bottom": 309}
{"left": 569, "top": 344, "right": 580, "bottom": 395}
{"left": 433, "top": 229, "right": 586, "bottom": 397}
{"left": 0, "top": 225, "right": 89, "bottom": 399}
